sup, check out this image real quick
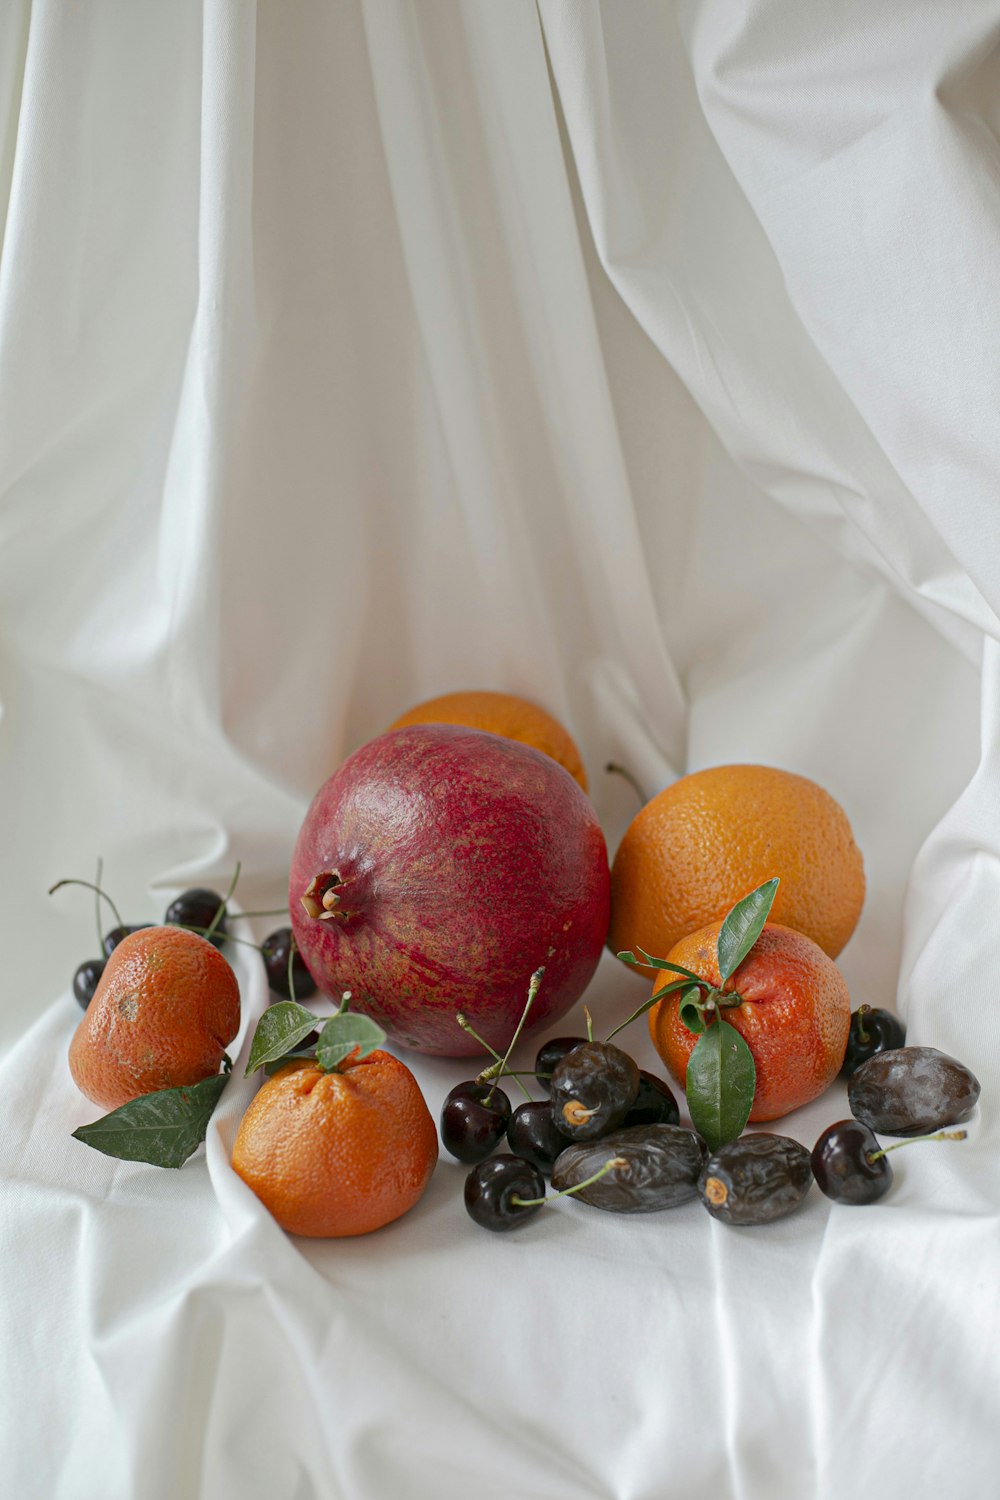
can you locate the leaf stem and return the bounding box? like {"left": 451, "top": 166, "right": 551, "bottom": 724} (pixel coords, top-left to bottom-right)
{"left": 605, "top": 976, "right": 700, "bottom": 1042}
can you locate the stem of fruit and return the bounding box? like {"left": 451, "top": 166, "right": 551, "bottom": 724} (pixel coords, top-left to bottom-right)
{"left": 482, "top": 968, "right": 545, "bottom": 1107}
{"left": 856, "top": 1004, "right": 870, "bottom": 1044}
{"left": 605, "top": 763, "right": 650, "bottom": 806}
{"left": 204, "top": 862, "right": 241, "bottom": 942}
{"left": 867, "top": 1130, "right": 968, "bottom": 1163}
{"left": 512, "top": 1156, "right": 627, "bottom": 1207}
{"left": 48, "top": 877, "right": 124, "bottom": 931}
{"left": 461, "top": 1015, "right": 534, "bottom": 1102}
{"left": 93, "top": 857, "right": 104, "bottom": 950}
{"left": 178, "top": 924, "right": 264, "bottom": 952}
{"left": 287, "top": 933, "right": 298, "bottom": 1004}
{"left": 230, "top": 908, "right": 289, "bottom": 919}
{"left": 605, "top": 976, "right": 705, "bottom": 1042}
{"left": 584, "top": 1006, "right": 594, "bottom": 1044}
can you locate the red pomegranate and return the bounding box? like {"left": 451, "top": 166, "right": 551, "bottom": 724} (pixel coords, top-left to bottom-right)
{"left": 289, "top": 725, "right": 611, "bottom": 1056}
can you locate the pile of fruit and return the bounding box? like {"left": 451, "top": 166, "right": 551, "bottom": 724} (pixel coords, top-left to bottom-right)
{"left": 53, "top": 689, "right": 982, "bottom": 1238}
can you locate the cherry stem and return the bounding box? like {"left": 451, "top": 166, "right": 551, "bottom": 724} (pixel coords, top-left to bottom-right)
{"left": 177, "top": 924, "right": 263, "bottom": 952}
{"left": 93, "top": 857, "right": 104, "bottom": 950}
{"left": 511, "top": 1155, "right": 627, "bottom": 1208}
{"left": 856, "top": 1004, "right": 870, "bottom": 1045}
{"left": 204, "top": 861, "right": 241, "bottom": 942}
{"left": 49, "top": 877, "right": 124, "bottom": 931}
{"left": 604, "top": 762, "right": 650, "bottom": 806}
{"left": 286, "top": 932, "right": 299, "bottom": 1004}
{"left": 230, "top": 908, "right": 289, "bottom": 919}
{"left": 584, "top": 1006, "right": 594, "bottom": 1044}
{"left": 867, "top": 1129, "right": 967, "bottom": 1164}
{"left": 460, "top": 1016, "right": 534, "bottom": 1101}
{"left": 483, "top": 969, "right": 545, "bottom": 1106}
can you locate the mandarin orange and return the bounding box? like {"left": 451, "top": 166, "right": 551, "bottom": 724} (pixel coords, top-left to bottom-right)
{"left": 648, "top": 921, "right": 851, "bottom": 1121}
{"left": 231, "top": 1051, "right": 438, "bottom": 1237}
{"left": 68, "top": 926, "right": 240, "bottom": 1110}
{"left": 609, "top": 764, "right": 864, "bottom": 963}
{"left": 388, "top": 689, "right": 588, "bottom": 791}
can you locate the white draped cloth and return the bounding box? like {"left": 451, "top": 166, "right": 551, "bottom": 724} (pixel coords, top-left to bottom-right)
{"left": 2, "top": 3, "right": 997, "bottom": 1497}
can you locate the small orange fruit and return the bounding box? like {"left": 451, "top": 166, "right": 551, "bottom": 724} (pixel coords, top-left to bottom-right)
{"left": 69, "top": 926, "right": 240, "bottom": 1111}
{"left": 609, "top": 764, "right": 864, "bottom": 962}
{"left": 231, "top": 1051, "right": 438, "bottom": 1237}
{"left": 648, "top": 921, "right": 851, "bottom": 1121}
{"left": 388, "top": 689, "right": 588, "bottom": 791}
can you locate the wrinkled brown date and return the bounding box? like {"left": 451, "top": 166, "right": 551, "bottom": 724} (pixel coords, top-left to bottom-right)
{"left": 698, "top": 1134, "right": 812, "bottom": 1225}
{"left": 551, "top": 1123, "right": 707, "bottom": 1211}
{"left": 848, "top": 1046, "right": 981, "bottom": 1137}
{"left": 549, "top": 1041, "right": 640, "bottom": 1141}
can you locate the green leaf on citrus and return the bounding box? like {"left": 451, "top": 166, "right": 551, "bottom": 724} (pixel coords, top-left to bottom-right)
{"left": 617, "top": 948, "right": 704, "bottom": 984}
{"left": 717, "top": 878, "right": 779, "bottom": 984}
{"left": 244, "top": 1001, "right": 320, "bottom": 1076}
{"left": 316, "top": 1012, "right": 386, "bottom": 1072}
{"left": 678, "top": 985, "right": 708, "bottom": 1035}
{"left": 685, "top": 1018, "right": 756, "bottom": 1152}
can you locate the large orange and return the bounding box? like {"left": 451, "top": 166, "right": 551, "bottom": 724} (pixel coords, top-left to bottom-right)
{"left": 648, "top": 921, "right": 851, "bottom": 1121}
{"left": 609, "top": 764, "right": 864, "bottom": 962}
{"left": 231, "top": 1052, "right": 438, "bottom": 1237}
{"left": 389, "top": 690, "right": 588, "bottom": 791}
{"left": 69, "top": 926, "right": 240, "bottom": 1110}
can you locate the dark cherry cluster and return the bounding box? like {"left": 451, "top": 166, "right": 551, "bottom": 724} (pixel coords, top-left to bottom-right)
{"left": 451, "top": 1002, "right": 981, "bottom": 1232}
{"left": 72, "top": 886, "right": 234, "bottom": 1010}
{"left": 69, "top": 885, "right": 316, "bottom": 1011}
{"left": 448, "top": 1029, "right": 711, "bottom": 1232}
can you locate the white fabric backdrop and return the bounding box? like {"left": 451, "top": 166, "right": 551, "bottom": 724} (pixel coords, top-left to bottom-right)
{"left": 1, "top": 2, "right": 997, "bottom": 1496}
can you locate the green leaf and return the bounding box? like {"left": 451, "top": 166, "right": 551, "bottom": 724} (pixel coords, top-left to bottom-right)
{"left": 685, "top": 1018, "right": 756, "bottom": 1152}
{"left": 716, "top": 878, "right": 779, "bottom": 984}
{"left": 316, "top": 1012, "right": 387, "bottom": 1071}
{"left": 71, "top": 1066, "right": 231, "bottom": 1168}
{"left": 605, "top": 976, "right": 696, "bottom": 1041}
{"left": 244, "top": 1001, "right": 320, "bottom": 1076}
{"left": 678, "top": 985, "right": 708, "bottom": 1035}
{"left": 617, "top": 948, "right": 704, "bottom": 984}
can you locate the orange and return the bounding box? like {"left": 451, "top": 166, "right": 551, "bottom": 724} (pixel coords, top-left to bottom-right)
{"left": 389, "top": 690, "right": 588, "bottom": 791}
{"left": 69, "top": 926, "right": 240, "bottom": 1110}
{"left": 648, "top": 921, "right": 851, "bottom": 1121}
{"left": 609, "top": 764, "right": 864, "bottom": 962}
{"left": 231, "top": 1052, "right": 438, "bottom": 1237}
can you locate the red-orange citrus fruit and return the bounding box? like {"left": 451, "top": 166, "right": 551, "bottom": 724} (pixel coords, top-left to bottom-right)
{"left": 389, "top": 689, "right": 588, "bottom": 791}
{"left": 231, "top": 1051, "right": 438, "bottom": 1237}
{"left": 69, "top": 926, "right": 240, "bottom": 1110}
{"left": 648, "top": 921, "right": 851, "bottom": 1121}
{"left": 609, "top": 764, "right": 864, "bottom": 962}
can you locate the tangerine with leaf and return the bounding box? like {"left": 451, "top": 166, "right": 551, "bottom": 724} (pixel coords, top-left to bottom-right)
{"left": 629, "top": 880, "right": 851, "bottom": 1129}
{"left": 233, "top": 1005, "right": 437, "bottom": 1237}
